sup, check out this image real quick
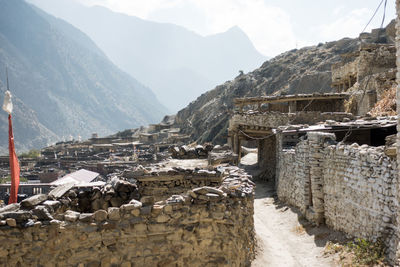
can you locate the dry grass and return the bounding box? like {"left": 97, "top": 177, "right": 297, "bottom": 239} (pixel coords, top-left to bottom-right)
{"left": 324, "top": 239, "right": 388, "bottom": 267}
{"left": 292, "top": 225, "right": 306, "bottom": 235}
{"left": 344, "top": 95, "right": 358, "bottom": 114}
{"left": 369, "top": 86, "right": 397, "bottom": 117}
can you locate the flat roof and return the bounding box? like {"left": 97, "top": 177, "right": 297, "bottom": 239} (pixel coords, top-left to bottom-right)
{"left": 281, "top": 117, "right": 397, "bottom": 134}
{"left": 51, "top": 169, "right": 99, "bottom": 186}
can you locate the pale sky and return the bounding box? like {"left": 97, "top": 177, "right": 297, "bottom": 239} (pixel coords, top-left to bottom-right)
{"left": 75, "top": 0, "right": 396, "bottom": 57}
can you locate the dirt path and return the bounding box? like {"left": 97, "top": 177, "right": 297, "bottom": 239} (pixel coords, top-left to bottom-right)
{"left": 240, "top": 153, "right": 340, "bottom": 267}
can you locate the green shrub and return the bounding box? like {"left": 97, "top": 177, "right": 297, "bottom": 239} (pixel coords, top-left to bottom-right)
{"left": 346, "top": 238, "right": 385, "bottom": 265}
{"left": 19, "top": 149, "right": 41, "bottom": 159}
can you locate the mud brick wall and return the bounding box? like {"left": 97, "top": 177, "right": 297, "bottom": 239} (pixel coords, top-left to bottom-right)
{"left": 0, "top": 167, "right": 255, "bottom": 267}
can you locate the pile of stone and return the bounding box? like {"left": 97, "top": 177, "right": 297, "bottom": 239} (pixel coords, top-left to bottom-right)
{"left": 0, "top": 177, "right": 140, "bottom": 227}
{"left": 169, "top": 144, "right": 214, "bottom": 159}
{"left": 208, "top": 144, "right": 238, "bottom": 166}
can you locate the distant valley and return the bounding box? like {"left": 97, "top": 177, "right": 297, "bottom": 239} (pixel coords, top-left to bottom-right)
{"left": 27, "top": 0, "right": 267, "bottom": 111}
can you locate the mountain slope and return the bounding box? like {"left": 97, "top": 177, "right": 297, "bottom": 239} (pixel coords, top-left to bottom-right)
{"left": 174, "top": 21, "right": 396, "bottom": 144}
{"left": 27, "top": 0, "right": 267, "bottom": 111}
{"left": 174, "top": 31, "right": 396, "bottom": 143}
{"left": 0, "top": 0, "right": 167, "bottom": 153}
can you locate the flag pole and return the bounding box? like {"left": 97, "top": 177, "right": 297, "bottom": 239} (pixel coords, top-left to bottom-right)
{"left": 3, "top": 69, "right": 20, "bottom": 204}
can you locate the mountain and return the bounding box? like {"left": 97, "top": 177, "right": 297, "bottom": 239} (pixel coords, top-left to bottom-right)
{"left": 174, "top": 22, "right": 396, "bottom": 144}
{"left": 27, "top": 0, "right": 267, "bottom": 112}
{"left": 0, "top": 0, "right": 167, "bottom": 153}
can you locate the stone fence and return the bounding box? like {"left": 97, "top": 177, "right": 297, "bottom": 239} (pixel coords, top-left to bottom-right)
{"left": 276, "top": 131, "right": 398, "bottom": 259}
{"left": 0, "top": 166, "right": 255, "bottom": 266}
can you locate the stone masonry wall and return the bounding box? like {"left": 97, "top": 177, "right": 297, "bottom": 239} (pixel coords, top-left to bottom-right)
{"left": 0, "top": 167, "right": 255, "bottom": 267}
{"left": 396, "top": 0, "right": 400, "bottom": 262}
{"left": 323, "top": 144, "right": 397, "bottom": 243}
{"left": 277, "top": 131, "right": 398, "bottom": 255}
{"left": 134, "top": 169, "right": 222, "bottom": 202}
{"left": 276, "top": 136, "right": 308, "bottom": 213}
{"left": 229, "top": 112, "right": 354, "bottom": 132}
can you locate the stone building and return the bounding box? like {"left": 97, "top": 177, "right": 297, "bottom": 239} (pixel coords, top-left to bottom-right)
{"left": 228, "top": 92, "right": 353, "bottom": 180}
{"left": 331, "top": 26, "right": 396, "bottom": 116}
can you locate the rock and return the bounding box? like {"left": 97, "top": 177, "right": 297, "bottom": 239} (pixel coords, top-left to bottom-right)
{"left": 128, "top": 199, "right": 143, "bottom": 209}
{"left": 1, "top": 211, "right": 32, "bottom": 222}
{"left": 156, "top": 214, "right": 170, "bottom": 223}
{"left": 169, "top": 146, "right": 180, "bottom": 157}
{"left": 107, "top": 208, "right": 120, "bottom": 221}
{"left": 67, "top": 190, "right": 77, "bottom": 198}
{"left": 179, "top": 145, "right": 189, "bottom": 156}
{"left": 166, "top": 195, "right": 185, "bottom": 205}
{"left": 204, "top": 143, "right": 214, "bottom": 152}
{"left": 42, "top": 200, "right": 61, "bottom": 213}
{"left": 205, "top": 193, "right": 221, "bottom": 201}
{"left": 50, "top": 219, "right": 61, "bottom": 225}
{"left": 91, "top": 198, "right": 105, "bottom": 211}
{"left": 193, "top": 187, "right": 224, "bottom": 196}
{"left": 31, "top": 206, "right": 54, "bottom": 221}
{"left": 140, "top": 206, "right": 152, "bottom": 215}
{"left": 188, "top": 190, "right": 197, "bottom": 199}
{"left": 20, "top": 194, "right": 48, "bottom": 208}
{"left": 0, "top": 203, "right": 20, "bottom": 214}
{"left": 90, "top": 190, "right": 102, "bottom": 201}
{"left": 79, "top": 213, "right": 94, "bottom": 223}
{"left": 110, "top": 197, "right": 123, "bottom": 207}
{"left": 64, "top": 210, "right": 80, "bottom": 222}
{"left": 93, "top": 210, "right": 108, "bottom": 222}
{"left": 140, "top": 196, "right": 154, "bottom": 206}
{"left": 24, "top": 219, "right": 35, "bottom": 228}
{"left": 6, "top": 218, "right": 16, "bottom": 227}
{"left": 131, "top": 209, "right": 140, "bottom": 216}
{"left": 208, "top": 151, "right": 238, "bottom": 166}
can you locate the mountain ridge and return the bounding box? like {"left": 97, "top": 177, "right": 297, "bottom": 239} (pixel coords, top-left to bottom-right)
{"left": 0, "top": 0, "right": 167, "bottom": 153}
{"left": 173, "top": 22, "right": 396, "bottom": 144}
{"left": 27, "top": 0, "right": 267, "bottom": 111}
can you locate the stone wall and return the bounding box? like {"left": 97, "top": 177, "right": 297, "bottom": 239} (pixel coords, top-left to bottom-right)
{"left": 258, "top": 136, "right": 276, "bottom": 181}
{"left": 135, "top": 169, "right": 223, "bottom": 202}
{"left": 0, "top": 167, "right": 255, "bottom": 266}
{"left": 276, "top": 131, "right": 398, "bottom": 256}
{"left": 229, "top": 112, "right": 354, "bottom": 132}
{"left": 323, "top": 143, "right": 397, "bottom": 243}
{"left": 395, "top": 0, "right": 400, "bottom": 262}
{"left": 276, "top": 137, "right": 308, "bottom": 211}
{"left": 358, "top": 45, "right": 396, "bottom": 82}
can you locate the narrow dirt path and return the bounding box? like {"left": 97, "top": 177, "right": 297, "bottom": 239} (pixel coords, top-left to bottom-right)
{"left": 240, "top": 153, "right": 340, "bottom": 267}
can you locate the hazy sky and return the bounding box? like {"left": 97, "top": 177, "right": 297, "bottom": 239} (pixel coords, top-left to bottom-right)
{"left": 75, "top": 0, "right": 396, "bottom": 57}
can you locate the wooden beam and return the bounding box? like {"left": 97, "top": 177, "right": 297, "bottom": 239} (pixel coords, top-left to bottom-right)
{"left": 233, "top": 94, "right": 349, "bottom": 107}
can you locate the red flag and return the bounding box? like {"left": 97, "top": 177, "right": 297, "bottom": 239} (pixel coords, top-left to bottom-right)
{"left": 8, "top": 114, "right": 20, "bottom": 204}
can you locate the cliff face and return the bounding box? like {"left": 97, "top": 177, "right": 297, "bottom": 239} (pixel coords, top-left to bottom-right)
{"left": 175, "top": 22, "right": 395, "bottom": 144}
